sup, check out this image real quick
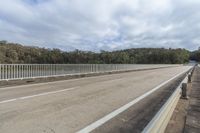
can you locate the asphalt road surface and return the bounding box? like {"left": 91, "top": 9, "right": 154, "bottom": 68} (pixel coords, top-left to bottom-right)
{"left": 0, "top": 66, "right": 191, "bottom": 133}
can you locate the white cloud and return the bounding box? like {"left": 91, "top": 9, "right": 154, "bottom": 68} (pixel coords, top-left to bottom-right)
{"left": 0, "top": 0, "right": 200, "bottom": 51}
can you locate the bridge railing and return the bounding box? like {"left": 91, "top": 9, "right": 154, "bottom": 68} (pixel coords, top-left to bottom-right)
{"left": 0, "top": 64, "right": 177, "bottom": 81}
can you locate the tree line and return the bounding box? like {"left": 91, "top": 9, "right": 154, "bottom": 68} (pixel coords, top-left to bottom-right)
{"left": 0, "top": 41, "right": 192, "bottom": 64}
{"left": 190, "top": 47, "right": 200, "bottom": 62}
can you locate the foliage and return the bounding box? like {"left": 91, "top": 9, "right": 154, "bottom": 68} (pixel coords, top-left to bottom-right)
{"left": 190, "top": 49, "right": 200, "bottom": 62}
{"left": 0, "top": 41, "right": 190, "bottom": 64}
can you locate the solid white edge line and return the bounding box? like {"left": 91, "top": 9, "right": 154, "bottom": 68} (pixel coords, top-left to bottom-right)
{"left": 76, "top": 66, "right": 192, "bottom": 133}
{"left": 0, "top": 87, "right": 77, "bottom": 104}
{"left": 142, "top": 74, "right": 188, "bottom": 133}
{"left": 0, "top": 99, "right": 17, "bottom": 104}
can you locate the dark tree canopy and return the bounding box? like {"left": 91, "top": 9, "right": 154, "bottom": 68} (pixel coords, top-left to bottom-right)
{"left": 190, "top": 49, "right": 200, "bottom": 62}
{"left": 0, "top": 41, "right": 191, "bottom": 64}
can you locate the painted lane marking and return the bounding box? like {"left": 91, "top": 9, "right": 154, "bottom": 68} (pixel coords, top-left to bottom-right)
{"left": 0, "top": 87, "right": 77, "bottom": 104}
{"left": 77, "top": 66, "right": 192, "bottom": 133}
{"left": 0, "top": 78, "right": 124, "bottom": 104}
{"left": 0, "top": 99, "right": 17, "bottom": 104}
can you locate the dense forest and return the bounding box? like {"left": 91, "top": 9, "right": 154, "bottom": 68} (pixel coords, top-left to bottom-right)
{"left": 0, "top": 40, "right": 194, "bottom": 64}
{"left": 190, "top": 48, "right": 200, "bottom": 62}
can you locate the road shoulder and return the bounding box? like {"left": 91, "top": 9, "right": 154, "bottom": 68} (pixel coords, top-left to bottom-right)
{"left": 166, "top": 66, "right": 200, "bottom": 133}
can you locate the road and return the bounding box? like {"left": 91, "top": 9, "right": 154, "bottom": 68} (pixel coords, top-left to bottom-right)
{"left": 0, "top": 66, "right": 191, "bottom": 133}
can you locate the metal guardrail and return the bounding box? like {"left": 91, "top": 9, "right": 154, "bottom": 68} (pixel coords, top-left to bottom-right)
{"left": 142, "top": 67, "right": 193, "bottom": 133}
{"left": 0, "top": 64, "right": 177, "bottom": 81}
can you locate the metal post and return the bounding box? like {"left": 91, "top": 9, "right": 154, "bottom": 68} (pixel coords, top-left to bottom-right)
{"left": 188, "top": 74, "right": 192, "bottom": 83}
{"left": 0, "top": 64, "right": 1, "bottom": 80}
{"left": 5, "top": 65, "right": 7, "bottom": 80}
{"left": 8, "top": 65, "right": 10, "bottom": 79}
{"left": 1, "top": 65, "right": 3, "bottom": 80}
{"left": 21, "top": 65, "right": 23, "bottom": 79}
{"left": 181, "top": 83, "right": 188, "bottom": 99}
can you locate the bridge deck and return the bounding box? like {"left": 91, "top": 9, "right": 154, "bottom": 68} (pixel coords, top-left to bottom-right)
{"left": 0, "top": 66, "right": 190, "bottom": 133}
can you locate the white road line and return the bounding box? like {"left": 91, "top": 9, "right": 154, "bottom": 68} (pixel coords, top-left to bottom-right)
{"left": 0, "top": 87, "right": 77, "bottom": 104}
{"left": 77, "top": 66, "right": 192, "bottom": 133}
{"left": 0, "top": 66, "right": 177, "bottom": 90}
{"left": 0, "top": 99, "right": 17, "bottom": 104}
{"left": 0, "top": 78, "right": 122, "bottom": 104}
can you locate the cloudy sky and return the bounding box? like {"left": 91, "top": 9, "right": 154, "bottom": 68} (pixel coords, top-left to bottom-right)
{"left": 0, "top": 0, "right": 200, "bottom": 51}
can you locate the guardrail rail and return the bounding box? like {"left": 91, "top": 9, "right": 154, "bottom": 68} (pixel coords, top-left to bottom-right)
{"left": 142, "top": 66, "right": 194, "bottom": 133}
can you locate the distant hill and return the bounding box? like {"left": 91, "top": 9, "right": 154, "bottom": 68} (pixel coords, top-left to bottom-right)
{"left": 0, "top": 40, "right": 191, "bottom": 64}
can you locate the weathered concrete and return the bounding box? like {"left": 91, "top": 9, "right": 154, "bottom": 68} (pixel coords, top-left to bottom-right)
{"left": 93, "top": 72, "right": 186, "bottom": 133}
{"left": 184, "top": 66, "right": 200, "bottom": 133}
{"left": 165, "top": 82, "right": 192, "bottom": 133}
{"left": 0, "top": 65, "right": 179, "bottom": 88}
{"left": 0, "top": 66, "right": 190, "bottom": 133}
{"left": 166, "top": 66, "right": 200, "bottom": 133}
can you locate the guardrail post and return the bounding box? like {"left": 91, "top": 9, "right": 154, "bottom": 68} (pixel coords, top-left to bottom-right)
{"left": 188, "top": 74, "right": 192, "bottom": 83}
{"left": 181, "top": 83, "right": 188, "bottom": 99}
{"left": 191, "top": 68, "right": 194, "bottom": 76}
